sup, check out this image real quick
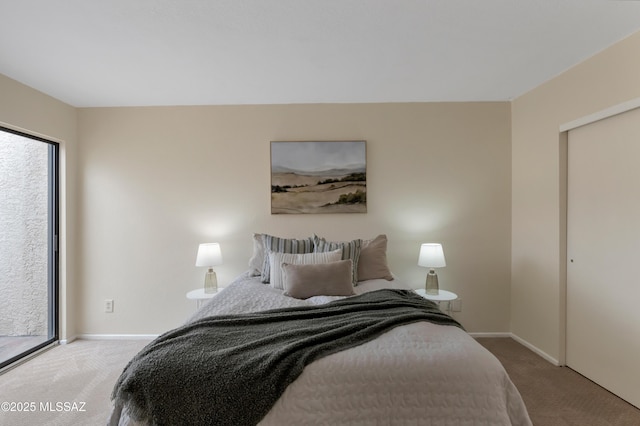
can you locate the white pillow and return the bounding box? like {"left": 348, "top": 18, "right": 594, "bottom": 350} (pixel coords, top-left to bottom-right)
{"left": 268, "top": 249, "right": 342, "bottom": 290}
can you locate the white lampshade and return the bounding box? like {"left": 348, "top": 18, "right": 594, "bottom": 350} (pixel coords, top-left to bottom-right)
{"left": 418, "top": 243, "right": 446, "bottom": 268}
{"left": 195, "top": 243, "right": 223, "bottom": 267}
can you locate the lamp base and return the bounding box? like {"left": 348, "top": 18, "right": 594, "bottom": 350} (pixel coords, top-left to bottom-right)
{"left": 204, "top": 268, "right": 218, "bottom": 293}
{"left": 425, "top": 269, "right": 439, "bottom": 295}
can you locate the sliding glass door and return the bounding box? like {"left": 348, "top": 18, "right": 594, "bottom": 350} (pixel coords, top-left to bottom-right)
{"left": 0, "top": 126, "right": 58, "bottom": 370}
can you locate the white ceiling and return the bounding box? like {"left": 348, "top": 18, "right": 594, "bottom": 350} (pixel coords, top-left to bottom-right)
{"left": 1, "top": 0, "right": 640, "bottom": 107}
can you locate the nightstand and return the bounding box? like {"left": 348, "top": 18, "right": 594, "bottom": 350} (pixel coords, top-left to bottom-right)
{"left": 186, "top": 288, "right": 223, "bottom": 309}
{"left": 415, "top": 289, "right": 458, "bottom": 314}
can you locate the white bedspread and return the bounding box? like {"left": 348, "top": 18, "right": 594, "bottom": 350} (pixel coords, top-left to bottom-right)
{"left": 112, "top": 273, "right": 532, "bottom": 425}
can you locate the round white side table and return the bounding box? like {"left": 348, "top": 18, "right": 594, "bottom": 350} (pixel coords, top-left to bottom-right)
{"left": 414, "top": 289, "right": 458, "bottom": 314}
{"left": 186, "top": 288, "right": 223, "bottom": 309}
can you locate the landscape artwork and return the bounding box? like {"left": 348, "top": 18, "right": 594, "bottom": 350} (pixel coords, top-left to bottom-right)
{"left": 271, "top": 141, "right": 367, "bottom": 214}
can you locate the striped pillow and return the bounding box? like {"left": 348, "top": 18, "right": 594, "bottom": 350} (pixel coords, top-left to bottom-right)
{"left": 313, "top": 235, "right": 362, "bottom": 285}
{"left": 260, "top": 235, "right": 314, "bottom": 283}
{"left": 268, "top": 249, "right": 342, "bottom": 290}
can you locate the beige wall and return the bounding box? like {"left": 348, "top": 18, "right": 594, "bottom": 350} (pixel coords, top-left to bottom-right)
{"left": 511, "top": 31, "right": 640, "bottom": 362}
{"left": 77, "top": 102, "right": 511, "bottom": 335}
{"left": 0, "top": 73, "right": 78, "bottom": 341}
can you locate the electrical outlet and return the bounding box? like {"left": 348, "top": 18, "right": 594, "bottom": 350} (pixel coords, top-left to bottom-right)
{"left": 104, "top": 299, "right": 114, "bottom": 313}
{"left": 450, "top": 298, "right": 462, "bottom": 312}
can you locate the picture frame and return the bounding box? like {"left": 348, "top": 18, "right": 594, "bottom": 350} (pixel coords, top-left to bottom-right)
{"left": 270, "top": 141, "right": 367, "bottom": 214}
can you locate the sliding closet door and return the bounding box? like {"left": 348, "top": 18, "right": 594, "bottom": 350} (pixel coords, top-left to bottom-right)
{"left": 566, "top": 107, "right": 640, "bottom": 408}
{"left": 0, "top": 127, "right": 58, "bottom": 369}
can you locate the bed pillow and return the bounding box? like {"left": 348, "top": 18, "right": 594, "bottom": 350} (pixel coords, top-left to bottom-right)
{"left": 357, "top": 234, "right": 394, "bottom": 282}
{"left": 248, "top": 233, "right": 265, "bottom": 276}
{"left": 313, "top": 235, "right": 362, "bottom": 285}
{"left": 282, "top": 259, "right": 355, "bottom": 299}
{"left": 261, "top": 234, "right": 314, "bottom": 283}
{"left": 268, "top": 249, "right": 343, "bottom": 290}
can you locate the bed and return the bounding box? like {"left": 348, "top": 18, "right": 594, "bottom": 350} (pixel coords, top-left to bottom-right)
{"left": 108, "top": 234, "right": 532, "bottom": 426}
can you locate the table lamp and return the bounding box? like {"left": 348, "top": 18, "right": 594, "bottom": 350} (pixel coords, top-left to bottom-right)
{"left": 196, "top": 243, "right": 223, "bottom": 293}
{"left": 418, "top": 243, "right": 446, "bottom": 295}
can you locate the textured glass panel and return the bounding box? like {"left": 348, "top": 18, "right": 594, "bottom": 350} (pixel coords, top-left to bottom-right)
{"left": 0, "top": 129, "right": 56, "bottom": 366}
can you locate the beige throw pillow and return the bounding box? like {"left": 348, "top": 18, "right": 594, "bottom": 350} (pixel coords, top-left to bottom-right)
{"left": 357, "top": 234, "right": 394, "bottom": 281}
{"left": 282, "top": 259, "right": 355, "bottom": 299}
{"left": 248, "top": 233, "right": 265, "bottom": 276}
{"left": 268, "top": 249, "right": 342, "bottom": 290}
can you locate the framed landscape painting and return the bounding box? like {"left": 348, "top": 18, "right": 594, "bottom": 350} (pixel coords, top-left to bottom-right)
{"left": 270, "top": 141, "right": 367, "bottom": 214}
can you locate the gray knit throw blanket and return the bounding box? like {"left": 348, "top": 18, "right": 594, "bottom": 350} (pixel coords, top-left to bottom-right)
{"left": 111, "top": 289, "right": 463, "bottom": 426}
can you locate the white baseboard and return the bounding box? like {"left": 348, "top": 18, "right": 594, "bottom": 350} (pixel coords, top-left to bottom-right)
{"left": 76, "top": 334, "right": 159, "bottom": 341}
{"left": 470, "top": 332, "right": 561, "bottom": 366}
{"left": 510, "top": 333, "right": 561, "bottom": 366}
{"left": 59, "top": 335, "right": 77, "bottom": 345}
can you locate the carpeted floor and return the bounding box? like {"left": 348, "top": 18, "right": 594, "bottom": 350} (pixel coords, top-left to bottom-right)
{"left": 0, "top": 337, "right": 638, "bottom": 425}
{"left": 477, "top": 337, "right": 640, "bottom": 426}
{"left": 0, "top": 339, "right": 148, "bottom": 426}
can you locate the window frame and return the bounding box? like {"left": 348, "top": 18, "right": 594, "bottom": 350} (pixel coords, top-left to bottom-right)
{"left": 0, "top": 126, "right": 59, "bottom": 370}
